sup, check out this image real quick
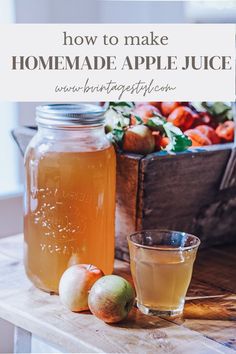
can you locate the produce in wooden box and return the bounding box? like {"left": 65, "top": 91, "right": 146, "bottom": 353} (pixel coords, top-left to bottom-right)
{"left": 88, "top": 275, "right": 135, "bottom": 323}
{"left": 106, "top": 102, "right": 192, "bottom": 154}
{"left": 195, "top": 125, "right": 221, "bottom": 144}
{"left": 185, "top": 129, "right": 212, "bottom": 147}
{"left": 192, "top": 111, "right": 214, "bottom": 128}
{"left": 215, "top": 120, "right": 234, "bottom": 142}
{"left": 167, "top": 106, "right": 198, "bottom": 131}
{"left": 105, "top": 101, "right": 234, "bottom": 154}
{"left": 131, "top": 103, "right": 160, "bottom": 124}
{"left": 59, "top": 264, "right": 104, "bottom": 312}
{"left": 161, "top": 101, "right": 181, "bottom": 117}
{"left": 152, "top": 132, "right": 170, "bottom": 150}
{"left": 148, "top": 101, "right": 162, "bottom": 110}
{"left": 123, "top": 125, "right": 155, "bottom": 154}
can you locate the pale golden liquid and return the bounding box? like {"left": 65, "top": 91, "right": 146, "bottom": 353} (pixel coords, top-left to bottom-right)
{"left": 24, "top": 146, "right": 116, "bottom": 293}
{"left": 130, "top": 247, "right": 196, "bottom": 312}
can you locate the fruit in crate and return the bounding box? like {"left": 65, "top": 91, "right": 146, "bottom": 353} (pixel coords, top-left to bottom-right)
{"left": 167, "top": 106, "right": 197, "bottom": 131}
{"left": 215, "top": 120, "right": 234, "bottom": 142}
{"left": 195, "top": 125, "right": 221, "bottom": 145}
{"left": 131, "top": 104, "right": 160, "bottom": 124}
{"left": 59, "top": 264, "right": 104, "bottom": 312}
{"left": 192, "top": 111, "right": 215, "bottom": 128}
{"left": 148, "top": 101, "right": 162, "bottom": 110}
{"left": 161, "top": 101, "right": 181, "bottom": 116}
{"left": 105, "top": 101, "right": 234, "bottom": 154}
{"left": 123, "top": 125, "right": 155, "bottom": 154}
{"left": 184, "top": 129, "right": 212, "bottom": 147}
{"left": 152, "top": 132, "right": 170, "bottom": 151}
{"left": 88, "top": 275, "right": 135, "bottom": 323}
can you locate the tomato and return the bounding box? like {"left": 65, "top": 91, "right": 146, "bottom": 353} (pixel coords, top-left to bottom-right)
{"left": 131, "top": 104, "right": 160, "bottom": 125}
{"left": 161, "top": 102, "right": 181, "bottom": 117}
{"left": 215, "top": 121, "right": 234, "bottom": 142}
{"left": 195, "top": 125, "right": 221, "bottom": 144}
{"left": 167, "top": 106, "right": 197, "bottom": 131}
{"left": 185, "top": 129, "right": 212, "bottom": 146}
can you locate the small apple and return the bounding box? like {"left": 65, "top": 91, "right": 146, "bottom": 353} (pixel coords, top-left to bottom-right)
{"left": 152, "top": 132, "right": 170, "bottom": 151}
{"left": 215, "top": 120, "right": 234, "bottom": 142}
{"left": 59, "top": 264, "right": 104, "bottom": 312}
{"left": 167, "top": 106, "right": 198, "bottom": 131}
{"left": 148, "top": 102, "right": 162, "bottom": 110}
{"left": 88, "top": 275, "right": 135, "bottom": 323}
{"left": 131, "top": 104, "right": 160, "bottom": 124}
{"left": 123, "top": 125, "right": 155, "bottom": 155}
{"left": 195, "top": 125, "right": 221, "bottom": 144}
{"left": 185, "top": 129, "right": 212, "bottom": 146}
{"left": 161, "top": 102, "right": 181, "bottom": 117}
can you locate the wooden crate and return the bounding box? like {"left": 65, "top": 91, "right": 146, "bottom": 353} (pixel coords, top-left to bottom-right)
{"left": 12, "top": 127, "right": 236, "bottom": 261}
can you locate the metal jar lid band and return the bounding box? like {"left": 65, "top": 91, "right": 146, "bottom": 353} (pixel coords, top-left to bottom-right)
{"left": 36, "top": 103, "right": 107, "bottom": 127}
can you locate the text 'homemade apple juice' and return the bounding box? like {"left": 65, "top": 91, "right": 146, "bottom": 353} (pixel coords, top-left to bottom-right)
{"left": 24, "top": 145, "right": 116, "bottom": 293}
{"left": 130, "top": 246, "right": 196, "bottom": 312}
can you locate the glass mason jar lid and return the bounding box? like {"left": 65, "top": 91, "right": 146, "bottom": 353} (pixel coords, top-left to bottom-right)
{"left": 36, "top": 103, "right": 107, "bottom": 127}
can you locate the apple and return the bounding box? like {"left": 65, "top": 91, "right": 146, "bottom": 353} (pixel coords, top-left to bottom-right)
{"left": 161, "top": 102, "right": 181, "bottom": 117}
{"left": 59, "top": 264, "right": 104, "bottom": 312}
{"left": 148, "top": 102, "right": 162, "bottom": 110}
{"left": 88, "top": 275, "right": 135, "bottom": 323}
{"left": 185, "top": 129, "right": 212, "bottom": 146}
{"left": 131, "top": 104, "right": 160, "bottom": 124}
{"left": 135, "top": 102, "right": 161, "bottom": 109}
{"left": 152, "top": 132, "right": 170, "bottom": 151}
{"left": 167, "top": 106, "right": 197, "bottom": 131}
{"left": 195, "top": 125, "right": 221, "bottom": 144}
{"left": 123, "top": 125, "right": 155, "bottom": 155}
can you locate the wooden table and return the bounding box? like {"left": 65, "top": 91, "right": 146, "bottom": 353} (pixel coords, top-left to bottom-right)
{"left": 0, "top": 234, "right": 235, "bottom": 353}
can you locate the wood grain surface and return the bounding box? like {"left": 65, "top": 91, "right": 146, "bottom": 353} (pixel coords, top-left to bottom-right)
{"left": 0, "top": 234, "right": 235, "bottom": 353}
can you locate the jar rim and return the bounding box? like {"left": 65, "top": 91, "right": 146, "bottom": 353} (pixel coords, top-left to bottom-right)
{"left": 36, "top": 103, "right": 107, "bottom": 127}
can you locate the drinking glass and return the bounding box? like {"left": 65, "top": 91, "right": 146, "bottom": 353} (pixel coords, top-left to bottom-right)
{"left": 128, "top": 230, "right": 200, "bottom": 317}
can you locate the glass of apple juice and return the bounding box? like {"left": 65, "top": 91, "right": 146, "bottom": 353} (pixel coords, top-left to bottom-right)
{"left": 128, "top": 230, "right": 200, "bottom": 317}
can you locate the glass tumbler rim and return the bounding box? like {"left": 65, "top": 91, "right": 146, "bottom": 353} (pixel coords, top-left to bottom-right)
{"left": 127, "top": 229, "right": 201, "bottom": 252}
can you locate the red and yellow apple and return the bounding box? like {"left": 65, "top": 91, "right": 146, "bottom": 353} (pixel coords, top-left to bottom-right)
{"left": 131, "top": 104, "right": 160, "bottom": 124}
{"left": 161, "top": 102, "right": 181, "bottom": 117}
{"left": 167, "top": 106, "right": 197, "bottom": 131}
{"left": 123, "top": 125, "right": 155, "bottom": 154}
{"left": 88, "top": 275, "right": 135, "bottom": 323}
{"left": 59, "top": 264, "right": 104, "bottom": 312}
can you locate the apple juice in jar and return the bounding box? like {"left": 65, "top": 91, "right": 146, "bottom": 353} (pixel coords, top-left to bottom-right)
{"left": 24, "top": 104, "right": 116, "bottom": 293}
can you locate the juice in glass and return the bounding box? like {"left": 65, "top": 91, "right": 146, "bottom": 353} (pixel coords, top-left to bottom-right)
{"left": 128, "top": 230, "right": 200, "bottom": 317}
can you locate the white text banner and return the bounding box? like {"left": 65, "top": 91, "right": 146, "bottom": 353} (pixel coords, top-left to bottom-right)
{"left": 0, "top": 24, "right": 235, "bottom": 101}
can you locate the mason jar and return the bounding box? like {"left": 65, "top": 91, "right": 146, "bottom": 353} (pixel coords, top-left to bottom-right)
{"left": 24, "top": 104, "right": 116, "bottom": 293}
